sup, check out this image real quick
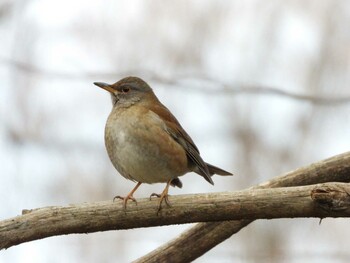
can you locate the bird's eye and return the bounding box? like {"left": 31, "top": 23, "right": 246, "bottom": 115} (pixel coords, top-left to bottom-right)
{"left": 122, "top": 87, "right": 130, "bottom": 93}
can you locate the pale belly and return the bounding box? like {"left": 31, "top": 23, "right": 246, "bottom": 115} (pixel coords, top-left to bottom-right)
{"left": 104, "top": 108, "right": 188, "bottom": 184}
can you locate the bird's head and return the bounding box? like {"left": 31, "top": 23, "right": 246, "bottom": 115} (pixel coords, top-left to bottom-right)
{"left": 94, "top": 76, "right": 154, "bottom": 107}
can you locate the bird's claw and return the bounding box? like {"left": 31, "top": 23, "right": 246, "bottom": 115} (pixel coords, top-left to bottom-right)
{"left": 113, "top": 194, "right": 137, "bottom": 209}
{"left": 150, "top": 192, "right": 171, "bottom": 213}
{"left": 149, "top": 193, "right": 161, "bottom": 200}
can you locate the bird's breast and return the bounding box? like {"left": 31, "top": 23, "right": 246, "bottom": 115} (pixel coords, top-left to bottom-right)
{"left": 104, "top": 106, "right": 188, "bottom": 183}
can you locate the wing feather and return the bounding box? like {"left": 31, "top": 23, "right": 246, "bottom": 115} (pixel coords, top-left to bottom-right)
{"left": 148, "top": 103, "right": 214, "bottom": 185}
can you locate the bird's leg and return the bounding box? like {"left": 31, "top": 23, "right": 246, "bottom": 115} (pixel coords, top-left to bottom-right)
{"left": 114, "top": 182, "right": 142, "bottom": 209}
{"left": 150, "top": 180, "right": 172, "bottom": 212}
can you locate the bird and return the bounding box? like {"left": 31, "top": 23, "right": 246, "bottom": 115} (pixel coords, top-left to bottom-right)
{"left": 94, "top": 76, "right": 232, "bottom": 212}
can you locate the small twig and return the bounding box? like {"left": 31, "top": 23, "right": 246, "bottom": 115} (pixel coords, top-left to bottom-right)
{"left": 1, "top": 57, "right": 350, "bottom": 105}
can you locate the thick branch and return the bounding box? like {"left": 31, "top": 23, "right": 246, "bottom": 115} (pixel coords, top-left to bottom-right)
{"left": 1, "top": 182, "right": 350, "bottom": 250}
{"left": 136, "top": 151, "right": 350, "bottom": 263}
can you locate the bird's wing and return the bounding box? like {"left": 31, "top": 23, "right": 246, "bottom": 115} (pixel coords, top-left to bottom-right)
{"left": 148, "top": 103, "right": 214, "bottom": 185}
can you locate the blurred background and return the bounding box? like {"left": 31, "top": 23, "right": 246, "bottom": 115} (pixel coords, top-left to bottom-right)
{"left": 1, "top": 0, "right": 350, "bottom": 262}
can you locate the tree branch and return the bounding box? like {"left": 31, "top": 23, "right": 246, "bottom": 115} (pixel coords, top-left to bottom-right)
{"left": 1, "top": 181, "right": 350, "bottom": 250}
{"left": 1, "top": 56, "right": 350, "bottom": 105}
{"left": 135, "top": 151, "right": 350, "bottom": 263}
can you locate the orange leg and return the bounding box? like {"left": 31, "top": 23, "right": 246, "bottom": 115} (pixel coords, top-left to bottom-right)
{"left": 114, "top": 182, "right": 142, "bottom": 209}
{"left": 150, "top": 180, "right": 172, "bottom": 212}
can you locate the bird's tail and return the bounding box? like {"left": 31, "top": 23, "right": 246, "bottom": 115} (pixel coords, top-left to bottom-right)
{"left": 206, "top": 163, "right": 233, "bottom": 176}
{"left": 184, "top": 163, "right": 233, "bottom": 187}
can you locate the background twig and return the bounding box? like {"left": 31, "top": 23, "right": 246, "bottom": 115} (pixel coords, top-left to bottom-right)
{"left": 1, "top": 57, "right": 350, "bottom": 105}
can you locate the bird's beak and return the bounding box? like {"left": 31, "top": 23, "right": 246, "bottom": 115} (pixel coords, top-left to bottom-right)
{"left": 94, "top": 82, "right": 115, "bottom": 93}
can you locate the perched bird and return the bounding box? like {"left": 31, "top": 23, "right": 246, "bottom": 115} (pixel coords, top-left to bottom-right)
{"left": 94, "top": 77, "right": 232, "bottom": 211}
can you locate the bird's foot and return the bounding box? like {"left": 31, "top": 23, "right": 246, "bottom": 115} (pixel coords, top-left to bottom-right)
{"left": 150, "top": 192, "right": 171, "bottom": 206}
{"left": 113, "top": 194, "right": 137, "bottom": 209}
{"left": 150, "top": 192, "right": 171, "bottom": 213}
{"left": 113, "top": 182, "right": 142, "bottom": 210}
{"left": 150, "top": 180, "right": 173, "bottom": 213}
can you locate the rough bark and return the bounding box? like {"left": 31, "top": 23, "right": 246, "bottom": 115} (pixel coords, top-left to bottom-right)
{"left": 135, "top": 151, "right": 350, "bottom": 263}
{"left": 1, "top": 182, "right": 350, "bottom": 250}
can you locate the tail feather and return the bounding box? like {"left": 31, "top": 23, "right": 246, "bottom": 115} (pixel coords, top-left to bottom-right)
{"left": 170, "top": 178, "right": 183, "bottom": 188}
{"left": 193, "top": 162, "right": 233, "bottom": 184}
{"left": 206, "top": 163, "right": 233, "bottom": 176}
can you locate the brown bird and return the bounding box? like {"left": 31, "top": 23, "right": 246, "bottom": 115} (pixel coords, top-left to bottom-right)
{"left": 94, "top": 76, "right": 232, "bottom": 211}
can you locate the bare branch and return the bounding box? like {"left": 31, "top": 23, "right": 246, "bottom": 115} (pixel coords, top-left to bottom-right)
{"left": 135, "top": 151, "right": 350, "bottom": 263}
{"left": 1, "top": 182, "right": 350, "bottom": 250}
{"left": 1, "top": 56, "right": 350, "bottom": 105}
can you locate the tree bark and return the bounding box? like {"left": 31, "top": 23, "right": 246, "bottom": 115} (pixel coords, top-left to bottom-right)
{"left": 1, "top": 151, "right": 349, "bottom": 259}
{"left": 1, "top": 182, "right": 350, "bottom": 250}
{"left": 135, "top": 151, "right": 350, "bottom": 263}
